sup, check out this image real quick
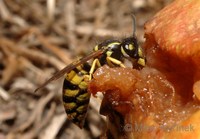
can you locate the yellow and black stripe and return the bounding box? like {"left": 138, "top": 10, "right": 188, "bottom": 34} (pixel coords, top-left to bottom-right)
{"left": 62, "top": 63, "right": 91, "bottom": 128}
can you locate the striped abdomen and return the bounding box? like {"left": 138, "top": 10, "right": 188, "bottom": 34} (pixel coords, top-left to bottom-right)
{"left": 63, "top": 63, "right": 91, "bottom": 128}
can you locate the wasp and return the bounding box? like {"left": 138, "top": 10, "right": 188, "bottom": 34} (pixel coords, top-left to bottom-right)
{"left": 35, "top": 20, "right": 146, "bottom": 129}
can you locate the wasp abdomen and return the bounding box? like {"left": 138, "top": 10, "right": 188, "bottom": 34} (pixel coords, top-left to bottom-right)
{"left": 63, "top": 64, "right": 91, "bottom": 128}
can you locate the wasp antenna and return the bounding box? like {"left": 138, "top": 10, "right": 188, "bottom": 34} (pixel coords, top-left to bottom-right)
{"left": 131, "top": 14, "right": 137, "bottom": 36}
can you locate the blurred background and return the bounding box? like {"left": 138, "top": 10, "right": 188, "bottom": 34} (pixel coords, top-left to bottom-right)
{"left": 0, "top": 0, "right": 172, "bottom": 139}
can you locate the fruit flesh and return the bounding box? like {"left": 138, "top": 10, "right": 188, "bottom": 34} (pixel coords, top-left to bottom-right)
{"left": 89, "top": 65, "right": 200, "bottom": 138}
{"left": 89, "top": 0, "right": 200, "bottom": 138}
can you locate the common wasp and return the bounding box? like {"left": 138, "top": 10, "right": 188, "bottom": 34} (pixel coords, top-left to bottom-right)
{"left": 35, "top": 19, "right": 146, "bottom": 128}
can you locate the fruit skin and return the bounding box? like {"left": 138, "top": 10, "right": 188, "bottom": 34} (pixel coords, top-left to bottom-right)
{"left": 144, "top": 0, "right": 200, "bottom": 105}
{"left": 145, "top": 0, "right": 200, "bottom": 59}
{"left": 144, "top": 0, "right": 200, "bottom": 79}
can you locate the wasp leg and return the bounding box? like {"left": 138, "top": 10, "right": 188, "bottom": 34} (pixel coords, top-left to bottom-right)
{"left": 89, "top": 59, "right": 101, "bottom": 80}
{"left": 106, "top": 56, "right": 126, "bottom": 67}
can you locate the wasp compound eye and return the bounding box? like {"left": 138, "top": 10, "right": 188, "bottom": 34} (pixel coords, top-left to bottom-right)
{"left": 121, "top": 37, "right": 139, "bottom": 58}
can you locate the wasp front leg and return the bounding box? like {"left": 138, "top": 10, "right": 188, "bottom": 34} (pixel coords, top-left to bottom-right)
{"left": 106, "top": 56, "right": 126, "bottom": 68}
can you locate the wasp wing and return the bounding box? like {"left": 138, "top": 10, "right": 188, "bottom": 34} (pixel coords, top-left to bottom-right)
{"left": 34, "top": 49, "right": 105, "bottom": 93}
